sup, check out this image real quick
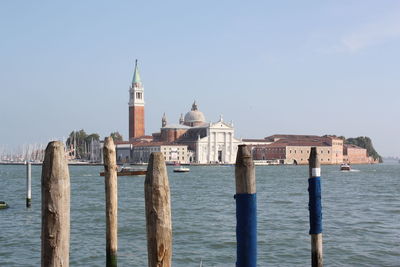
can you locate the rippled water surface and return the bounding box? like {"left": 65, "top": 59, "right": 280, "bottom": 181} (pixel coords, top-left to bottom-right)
{"left": 1, "top": 163, "right": 399, "bottom": 266}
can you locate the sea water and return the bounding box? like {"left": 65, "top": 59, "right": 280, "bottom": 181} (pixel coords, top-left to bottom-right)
{"left": 0, "top": 163, "right": 399, "bottom": 266}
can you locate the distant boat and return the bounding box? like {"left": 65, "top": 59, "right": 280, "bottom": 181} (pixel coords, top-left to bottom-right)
{"left": 173, "top": 166, "right": 190, "bottom": 173}
{"left": 0, "top": 201, "right": 9, "bottom": 209}
{"left": 340, "top": 163, "right": 351, "bottom": 171}
{"left": 100, "top": 165, "right": 147, "bottom": 176}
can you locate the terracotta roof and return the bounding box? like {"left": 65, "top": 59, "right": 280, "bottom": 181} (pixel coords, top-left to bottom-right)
{"left": 116, "top": 141, "right": 186, "bottom": 147}
{"left": 243, "top": 139, "right": 270, "bottom": 142}
{"left": 344, "top": 144, "right": 365, "bottom": 149}
{"left": 264, "top": 134, "right": 332, "bottom": 145}
{"left": 265, "top": 134, "right": 321, "bottom": 140}
{"left": 114, "top": 141, "right": 133, "bottom": 145}
{"left": 133, "top": 142, "right": 186, "bottom": 147}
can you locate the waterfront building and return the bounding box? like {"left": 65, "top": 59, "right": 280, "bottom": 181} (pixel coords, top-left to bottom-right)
{"left": 129, "top": 60, "right": 145, "bottom": 140}
{"left": 250, "top": 135, "right": 345, "bottom": 165}
{"left": 154, "top": 102, "right": 242, "bottom": 164}
{"left": 115, "top": 142, "right": 189, "bottom": 164}
{"left": 343, "top": 144, "right": 372, "bottom": 164}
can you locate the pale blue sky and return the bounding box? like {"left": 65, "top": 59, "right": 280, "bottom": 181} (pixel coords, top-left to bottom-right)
{"left": 0, "top": 1, "right": 399, "bottom": 157}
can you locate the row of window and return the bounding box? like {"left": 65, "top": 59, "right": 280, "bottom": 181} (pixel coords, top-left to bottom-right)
{"left": 290, "top": 150, "right": 330, "bottom": 154}
{"left": 163, "top": 151, "right": 186, "bottom": 155}
{"left": 299, "top": 158, "right": 330, "bottom": 161}
{"left": 164, "top": 156, "right": 185, "bottom": 161}
{"left": 162, "top": 147, "right": 186, "bottom": 151}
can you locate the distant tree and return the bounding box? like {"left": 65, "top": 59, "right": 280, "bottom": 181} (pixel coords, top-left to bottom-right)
{"left": 346, "top": 136, "right": 382, "bottom": 162}
{"left": 85, "top": 133, "right": 100, "bottom": 143}
{"left": 323, "top": 134, "right": 382, "bottom": 162}
{"left": 110, "top": 132, "right": 123, "bottom": 143}
{"left": 323, "top": 134, "right": 346, "bottom": 141}
{"left": 66, "top": 129, "right": 100, "bottom": 159}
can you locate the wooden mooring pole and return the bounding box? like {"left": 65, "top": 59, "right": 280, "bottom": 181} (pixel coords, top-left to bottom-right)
{"left": 41, "top": 141, "right": 70, "bottom": 267}
{"left": 308, "top": 147, "right": 323, "bottom": 267}
{"left": 26, "top": 161, "right": 32, "bottom": 208}
{"left": 103, "top": 137, "right": 118, "bottom": 267}
{"left": 235, "top": 145, "right": 257, "bottom": 267}
{"left": 144, "top": 152, "right": 172, "bottom": 267}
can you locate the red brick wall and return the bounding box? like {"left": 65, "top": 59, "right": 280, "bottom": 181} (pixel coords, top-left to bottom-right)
{"left": 347, "top": 147, "right": 368, "bottom": 164}
{"left": 129, "top": 106, "right": 145, "bottom": 139}
{"left": 251, "top": 145, "right": 286, "bottom": 160}
{"left": 160, "top": 128, "right": 187, "bottom": 142}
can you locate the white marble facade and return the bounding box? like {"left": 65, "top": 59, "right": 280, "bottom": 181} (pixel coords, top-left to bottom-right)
{"left": 195, "top": 120, "right": 241, "bottom": 164}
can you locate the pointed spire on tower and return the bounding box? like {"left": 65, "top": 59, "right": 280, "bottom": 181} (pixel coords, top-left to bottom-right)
{"left": 132, "top": 59, "right": 142, "bottom": 85}
{"left": 162, "top": 112, "right": 167, "bottom": 127}
{"left": 128, "top": 59, "right": 145, "bottom": 139}
{"left": 179, "top": 113, "right": 184, "bottom": 124}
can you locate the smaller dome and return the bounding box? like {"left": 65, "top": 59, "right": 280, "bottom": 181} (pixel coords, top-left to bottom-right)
{"left": 183, "top": 101, "right": 206, "bottom": 126}
{"left": 184, "top": 111, "right": 206, "bottom": 123}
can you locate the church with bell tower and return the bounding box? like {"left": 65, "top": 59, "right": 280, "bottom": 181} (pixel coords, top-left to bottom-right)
{"left": 129, "top": 60, "right": 145, "bottom": 140}
{"left": 119, "top": 61, "right": 242, "bottom": 164}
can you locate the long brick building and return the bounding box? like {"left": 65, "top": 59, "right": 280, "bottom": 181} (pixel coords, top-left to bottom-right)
{"left": 246, "top": 135, "right": 372, "bottom": 165}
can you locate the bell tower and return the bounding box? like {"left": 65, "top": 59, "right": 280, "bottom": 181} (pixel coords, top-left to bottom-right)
{"left": 129, "top": 60, "right": 145, "bottom": 140}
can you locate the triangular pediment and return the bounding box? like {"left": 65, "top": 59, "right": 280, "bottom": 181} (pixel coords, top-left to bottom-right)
{"left": 210, "top": 121, "right": 233, "bottom": 129}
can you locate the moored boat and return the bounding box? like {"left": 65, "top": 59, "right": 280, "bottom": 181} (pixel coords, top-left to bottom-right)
{"left": 173, "top": 166, "right": 190, "bottom": 173}
{"left": 0, "top": 201, "right": 9, "bottom": 209}
{"left": 100, "top": 165, "right": 147, "bottom": 176}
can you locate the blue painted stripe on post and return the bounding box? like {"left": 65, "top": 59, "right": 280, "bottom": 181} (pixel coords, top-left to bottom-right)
{"left": 234, "top": 193, "right": 257, "bottom": 267}
{"left": 308, "top": 177, "right": 322, "bottom": 234}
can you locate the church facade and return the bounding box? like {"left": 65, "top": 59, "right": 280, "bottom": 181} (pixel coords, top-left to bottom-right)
{"left": 154, "top": 102, "right": 242, "bottom": 164}
{"left": 121, "top": 61, "right": 242, "bottom": 164}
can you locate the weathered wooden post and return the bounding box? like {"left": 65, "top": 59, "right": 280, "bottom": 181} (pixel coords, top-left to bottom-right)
{"left": 144, "top": 152, "right": 172, "bottom": 267}
{"left": 26, "top": 161, "right": 32, "bottom": 207}
{"left": 308, "top": 147, "right": 323, "bottom": 267}
{"left": 103, "top": 137, "right": 118, "bottom": 267}
{"left": 41, "top": 141, "right": 70, "bottom": 267}
{"left": 235, "top": 145, "right": 257, "bottom": 267}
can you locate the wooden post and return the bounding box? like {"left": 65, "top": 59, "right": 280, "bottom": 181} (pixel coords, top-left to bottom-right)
{"left": 308, "top": 147, "right": 323, "bottom": 267}
{"left": 41, "top": 141, "right": 70, "bottom": 267}
{"left": 235, "top": 145, "right": 257, "bottom": 267}
{"left": 103, "top": 137, "right": 118, "bottom": 267}
{"left": 26, "top": 161, "right": 32, "bottom": 208}
{"left": 144, "top": 152, "right": 172, "bottom": 267}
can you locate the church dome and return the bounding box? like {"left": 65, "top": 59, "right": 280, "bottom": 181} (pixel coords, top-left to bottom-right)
{"left": 184, "top": 101, "right": 206, "bottom": 126}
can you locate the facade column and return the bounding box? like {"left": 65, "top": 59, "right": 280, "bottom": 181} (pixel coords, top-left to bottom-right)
{"left": 230, "top": 132, "right": 233, "bottom": 163}
{"left": 207, "top": 128, "right": 211, "bottom": 163}
{"left": 214, "top": 132, "right": 218, "bottom": 162}
{"left": 196, "top": 140, "right": 200, "bottom": 163}
{"left": 224, "top": 132, "right": 227, "bottom": 163}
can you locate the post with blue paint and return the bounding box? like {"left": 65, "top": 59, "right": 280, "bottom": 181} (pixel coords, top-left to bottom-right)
{"left": 308, "top": 147, "right": 323, "bottom": 267}
{"left": 235, "top": 145, "right": 256, "bottom": 267}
